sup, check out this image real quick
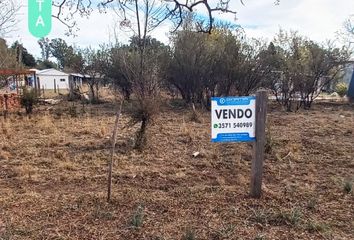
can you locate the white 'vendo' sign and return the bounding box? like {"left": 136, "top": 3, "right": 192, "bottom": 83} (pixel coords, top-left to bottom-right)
{"left": 211, "top": 97, "right": 256, "bottom": 142}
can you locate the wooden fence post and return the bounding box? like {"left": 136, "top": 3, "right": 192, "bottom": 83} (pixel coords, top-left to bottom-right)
{"left": 107, "top": 100, "right": 124, "bottom": 202}
{"left": 250, "top": 90, "right": 268, "bottom": 198}
{"left": 4, "top": 94, "right": 8, "bottom": 120}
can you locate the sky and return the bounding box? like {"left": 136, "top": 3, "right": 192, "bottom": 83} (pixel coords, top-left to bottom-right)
{"left": 5, "top": 0, "right": 354, "bottom": 59}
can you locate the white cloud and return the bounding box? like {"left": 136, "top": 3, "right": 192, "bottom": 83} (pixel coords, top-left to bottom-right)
{"left": 5, "top": 0, "right": 354, "bottom": 57}
{"left": 232, "top": 0, "right": 354, "bottom": 42}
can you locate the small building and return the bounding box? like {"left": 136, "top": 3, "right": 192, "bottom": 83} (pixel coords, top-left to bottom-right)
{"left": 36, "top": 69, "right": 70, "bottom": 90}
{"left": 69, "top": 73, "right": 90, "bottom": 89}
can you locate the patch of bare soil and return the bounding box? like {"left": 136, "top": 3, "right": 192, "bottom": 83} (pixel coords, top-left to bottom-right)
{"left": 0, "top": 100, "right": 353, "bottom": 239}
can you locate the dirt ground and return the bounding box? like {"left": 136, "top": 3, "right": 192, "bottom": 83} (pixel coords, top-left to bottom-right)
{"left": 0, "top": 99, "right": 353, "bottom": 240}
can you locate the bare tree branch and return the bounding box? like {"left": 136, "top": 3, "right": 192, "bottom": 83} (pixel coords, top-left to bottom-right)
{"left": 0, "top": 0, "right": 20, "bottom": 37}
{"left": 52, "top": 0, "right": 241, "bottom": 34}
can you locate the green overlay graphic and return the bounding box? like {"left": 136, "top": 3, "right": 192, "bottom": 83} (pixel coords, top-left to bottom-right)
{"left": 28, "top": 0, "right": 52, "bottom": 38}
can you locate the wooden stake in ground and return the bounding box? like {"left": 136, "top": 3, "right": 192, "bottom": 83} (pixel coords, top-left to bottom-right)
{"left": 250, "top": 90, "right": 268, "bottom": 198}
{"left": 107, "top": 100, "right": 124, "bottom": 202}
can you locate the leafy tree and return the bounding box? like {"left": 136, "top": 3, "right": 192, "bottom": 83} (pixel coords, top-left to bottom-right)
{"left": 230, "top": 38, "right": 270, "bottom": 96}
{"left": 36, "top": 60, "right": 58, "bottom": 70}
{"left": 271, "top": 30, "right": 350, "bottom": 111}
{"left": 20, "top": 87, "right": 37, "bottom": 114}
{"left": 49, "top": 38, "right": 85, "bottom": 72}
{"left": 38, "top": 37, "right": 51, "bottom": 61}
{"left": 258, "top": 42, "right": 285, "bottom": 89}
{"left": 167, "top": 23, "right": 272, "bottom": 109}
{"left": 82, "top": 46, "right": 108, "bottom": 103}
{"left": 295, "top": 41, "right": 349, "bottom": 109}
{"left": 106, "top": 45, "right": 132, "bottom": 100}
{"left": 167, "top": 29, "right": 210, "bottom": 104}
{"left": 106, "top": 0, "right": 174, "bottom": 150}
{"left": 0, "top": 38, "right": 17, "bottom": 87}
{"left": 11, "top": 41, "right": 37, "bottom": 68}
{"left": 66, "top": 50, "right": 85, "bottom": 73}
{"left": 49, "top": 38, "right": 71, "bottom": 69}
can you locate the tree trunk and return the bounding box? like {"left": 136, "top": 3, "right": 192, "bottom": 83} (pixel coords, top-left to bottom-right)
{"left": 134, "top": 118, "right": 147, "bottom": 150}
{"left": 89, "top": 83, "right": 95, "bottom": 103}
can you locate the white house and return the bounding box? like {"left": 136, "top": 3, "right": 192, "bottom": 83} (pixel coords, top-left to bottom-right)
{"left": 36, "top": 69, "right": 70, "bottom": 90}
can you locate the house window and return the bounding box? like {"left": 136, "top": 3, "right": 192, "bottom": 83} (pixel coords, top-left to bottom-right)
{"left": 60, "top": 79, "right": 65, "bottom": 82}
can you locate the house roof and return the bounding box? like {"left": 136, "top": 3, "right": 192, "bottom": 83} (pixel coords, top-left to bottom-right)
{"left": 37, "top": 69, "right": 69, "bottom": 76}
{"left": 29, "top": 68, "right": 40, "bottom": 74}
{"left": 70, "top": 73, "right": 91, "bottom": 78}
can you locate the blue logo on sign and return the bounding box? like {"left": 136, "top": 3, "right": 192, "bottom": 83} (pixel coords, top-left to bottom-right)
{"left": 212, "top": 96, "right": 255, "bottom": 106}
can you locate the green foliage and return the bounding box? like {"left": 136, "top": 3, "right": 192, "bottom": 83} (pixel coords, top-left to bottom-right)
{"left": 272, "top": 208, "right": 302, "bottom": 226}
{"left": 336, "top": 83, "right": 348, "bottom": 97}
{"left": 130, "top": 205, "right": 144, "bottom": 228}
{"left": 306, "top": 198, "right": 317, "bottom": 210}
{"left": 128, "top": 99, "right": 159, "bottom": 150}
{"left": 169, "top": 99, "right": 188, "bottom": 109}
{"left": 49, "top": 38, "right": 84, "bottom": 72}
{"left": 344, "top": 181, "right": 352, "bottom": 194}
{"left": 91, "top": 206, "right": 114, "bottom": 220}
{"left": 306, "top": 220, "right": 329, "bottom": 233}
{"left": 38, "top": 37, "right": 51, "bottom": 61}
{"left": 0, "top": 38, "right": 17, "bottom": 68}
{"left": 270, "top": 29, "right": 350, "bottom": 110}
{"left": 20, "top": 88, "right": 37, "bottom": 114}
{"left": 211, "top": 224, "right": 236, "bottom": 239}
{"left": 182, "top": 228, "right": 196, "bottom": 240}
{"left": 250, "top": 208, "right": 269, "bottom": 224}
{"left": 250, "top": 208, "right": 303, "bottom": 226}
{"left": 49, "top": 38, "right": 71, "bottom": 69}
{"left": 36, "top": 60, "right": 58, "bottom": 70}
{"left": 82, "top": 46, "right": 109, "bottom": 103}
{"left": 254, "top": 234, "right": 267, "bottom": 240}
{"left": 11, "top": 41, "right": 36, "bottom": 67}
{"left": 106, "top": 46, "right": 132, "bottom": 100}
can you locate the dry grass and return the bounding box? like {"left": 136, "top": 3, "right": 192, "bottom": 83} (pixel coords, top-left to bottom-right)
{"left": 0, "top": 100, "right": 353, "bottom": 239}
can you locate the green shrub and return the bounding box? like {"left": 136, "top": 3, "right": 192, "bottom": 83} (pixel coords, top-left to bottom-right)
{"left": 306, "top": 198, "right": 317, "bottom": 210}
{"left": 182, "top": 228, "right": 196, "bottom": 240}
{"left": 344, "top": 181, "right": 352, "bottom": 194}
{"left": 254, "top": 234, "right": 267, "bottom": 240}
{"left": 335, "top": 83, "right": 348, "bottom": 97}
{"left": 20, "top": 87, "right": 37, "bottom": 114}
{"left": 306, "top": 220, "right": 329, "bottom": 233}
{"left": 130, "top": 205, "right": 144, "bottom": 228}
{"left": 250, "top": 208, "right": 269, "bottom": 224}
{"left": 128, "top": 99, "right": 159, "bottom": 150}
